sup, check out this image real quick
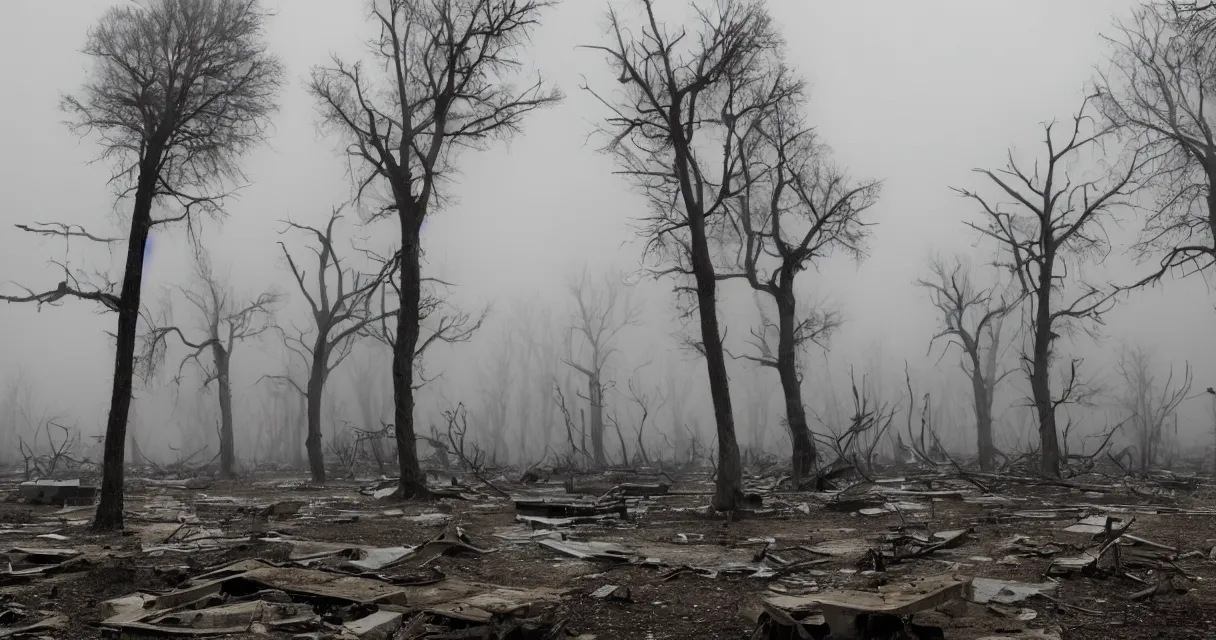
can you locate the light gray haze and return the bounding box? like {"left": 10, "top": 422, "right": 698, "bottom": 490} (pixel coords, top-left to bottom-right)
{"left": 1, "top": 0, "right": 1213, "bottom": 467}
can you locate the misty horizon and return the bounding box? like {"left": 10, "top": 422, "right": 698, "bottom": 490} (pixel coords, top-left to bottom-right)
{"left": 2, "top": 0, "right": 1213, "bottom": 472}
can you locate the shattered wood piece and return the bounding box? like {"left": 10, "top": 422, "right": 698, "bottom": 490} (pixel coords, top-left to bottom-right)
{"left": 288, "top": 541, "right": 420, "bottom": 571}
{"left": 616, "top": 483, "right": 669, "bottom": 497}
{"left": 764, "top": 574, "right": 969, "bottom": 640}
{"left": 100, "top": 593, "right": 158, "bottom": 623}
{"left": 879, "top": 489, "right": 966, "bottom": 499}
{"left": 143, "top": 600, "right": 315, "bottom": 632}
{"left": 1128, "top": 575, "right": 1191, "bottom": 601}
{"left": 1121, "top": 534, "right": 1177, "bottom": 553}
{"left": 757, "top": 600, "right": 818, "bottom": 640}
{"left": 1009, "top": 508, "right": 1087, "bottom": 520}
{"left": 930, "top": 529, "right": 971, "bottom": 550}
{"left": 342, "top": 610, "right": 403, "bottom": 640}
{"left": 18, "top": 480, "right": 97, "bottom": 506}
{"left": 2, "top": 547, "right": 87, "bottom": 579}
{"left": 403, "top": 512, "right": 450, "bottom": 524}
{"left": 347, "top": 547, "right": 415, "bottom": 572}
{"left": 288, "top": 540, "right": 360, "bottom": 562}
{"left": 258, "top": 501, "right": 305, "bottom": 518}
{"left": 1047, "top": 549, "right": 1100, "bottom": 576}
{"left": 1063, "top": 515, "right": 1122, "bottom": 535}
{"left": 803, "top": 539, "right": 868, "bottom": 557}
{"left": 513, "top": 497, "right": 628, "bottom": 520}
{"left": 235, "top": 566, "right": 414, "bottom": 606}
{"left": 405, "top": 533, "right": 496, "bottom": 567}
{"left": 422, "top": 586, "right": 560, "bottom": 624}
{"left": 967, "top": 578, "right": 1058, "bottom": 604}
{"left": 537, "top": 539, "right": 639, "bottom": 563}
{"left": 986, "top": 603, "right": 1038, "bottom": 621}
{"left": 516, "top": 514, "right": 616, "bottom": 529}
{"left": 964, "top": 495, "right": 1017, "bottom": 505}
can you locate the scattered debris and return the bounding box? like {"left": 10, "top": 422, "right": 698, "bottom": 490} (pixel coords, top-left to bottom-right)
{"left": 756, "top": 573, "right": 969, "bottom": 639}
{"left": 17, "top": 479, "right": 96, "bottom": 506}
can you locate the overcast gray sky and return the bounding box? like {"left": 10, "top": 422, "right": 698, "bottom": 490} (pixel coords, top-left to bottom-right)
{"left": 2, "top": 0, "right": 1213, "bottom": 457}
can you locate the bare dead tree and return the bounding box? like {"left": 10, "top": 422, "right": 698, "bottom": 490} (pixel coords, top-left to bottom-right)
{"left": 478, "top": 338, "right": 514, "bottom": 464}
{"left": 955, "top": 96, "right": 1144, "bottom": 477}
{"left": 811, "top": 369, "right": 897, "bottom": 486}
{"left": 0, "top": 0, "right": 283, "bottom": 530}
{"left": 1115, "top": 345, "right": 1193, "bottom": 473}
{"left": 627, "top": 370, "right": 666, "bottom": 466}
{"left": 584, "top": 0, "right": 784, "bottom": 509}
{"left": 553, "top": 382, "right": 590, "bottom": 469}
{"left": 916, "top": 255, "right": 1020, "bottom": 471}
{"left": 443, "top": 402, "right": 509, "bottom": 496}
{"left": 276, "top": 207, "right": 395, "bottom": 484}
{"left": 720, "top": 83, "right": 880, "bottom": 485}
{"left": 1096, "top": 4, "right": 1216, "bottom": 287}
{"left": 562, "top": 268, "right": 641, "bottom": 468}
{"left": 143, "top": 253, "right": 280, "bottom": 478}
{"left": 308, "top": 0, "right": 560, "bottom": 499}
{"left": 20, "top": 422, "right": 84, "bottom": 481}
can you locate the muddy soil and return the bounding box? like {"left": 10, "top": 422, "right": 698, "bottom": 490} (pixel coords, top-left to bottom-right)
{"left": 2, "top": 471, "right": 1215, "bottom": 639}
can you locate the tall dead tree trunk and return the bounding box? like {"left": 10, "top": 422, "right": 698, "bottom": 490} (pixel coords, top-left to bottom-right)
{"left": 392, "top": 231, "right": 426, "bottom": 493}
{"left": 775, "top": 287, "right": 816, "bottom": 479}
{"left": 563, "top": 268, "right": 639, "bottom": 469}
{"left": 309, "top": 0, "right": 559, "bottom": 498}
{"left": 587, "top": 0, "right": 787, "bottom": 509}
{"left": 917, "top": 255, "right": 1017, "bottom": 471}
{"left": 143, "top": 253, "right": 279, "bottom": 480}
{"left": 1028, "top": 276, "right": 1060, "bottom": 475}
{"left": 722, "top": 76, "right": 880, "bottom": 486}
{"left": 275, "top": 209, "right": 395, "bottom": 485}
{"left": 304, "top": 341, "right": 328, "bottom": 482}
{"left": 213, "top": 344, "right": 236, "bottom": 477}
{"left": 1, "top": 0, "right": 283, "bottom": 529}
{"left": 102, "top": 174, "right": 156, "bottom": 521}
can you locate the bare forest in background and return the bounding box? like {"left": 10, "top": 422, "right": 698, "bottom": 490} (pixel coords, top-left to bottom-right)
{"left": 0, "top": 0, "right": 1214, "bottom": 528}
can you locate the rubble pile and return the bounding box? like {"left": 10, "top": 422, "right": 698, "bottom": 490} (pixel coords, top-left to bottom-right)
{"left": 0, "top": 461, "right": 1212, "bottom": 638}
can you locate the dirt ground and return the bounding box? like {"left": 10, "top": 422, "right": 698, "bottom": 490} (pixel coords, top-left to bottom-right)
{"left": 2, "top": 468, "right": 1215, "bottom": 639}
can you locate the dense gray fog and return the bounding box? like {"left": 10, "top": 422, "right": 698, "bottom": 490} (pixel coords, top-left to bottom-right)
{"left": 1, "top": 0, "right": 1214, "bottom": 478}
